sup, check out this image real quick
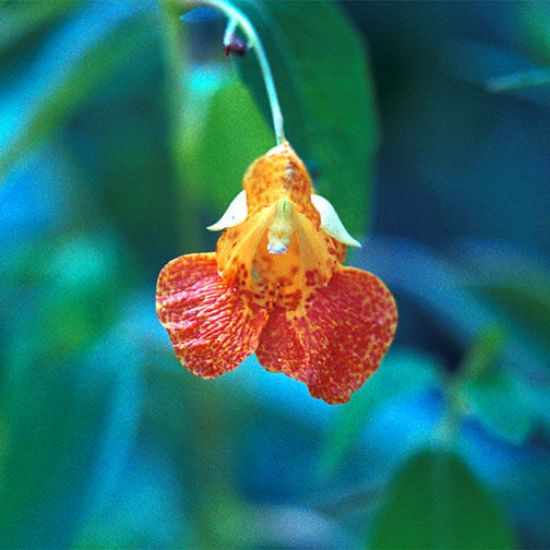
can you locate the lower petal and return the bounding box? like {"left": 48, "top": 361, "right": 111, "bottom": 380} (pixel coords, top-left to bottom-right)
{"left": 156, "top": 253, "right": 268, "bottom": 378}
{"left": 256, "top": 266, "right": 397, "bottom": 404}
{"left": 255, "top": 306, "right": 311, "bottom": 382}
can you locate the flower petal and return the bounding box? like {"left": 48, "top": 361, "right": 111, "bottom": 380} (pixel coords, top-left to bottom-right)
{"left": 255, "top": 306, "right": 311, "bottom": 382}
{"left": 256, "top": 266, "right": 397, "bottom": 404}
{"left": 156, "top": 253, "right": 269, "bottom": 378}
{"left": 311, "top": 194, "right": 361, "bottom": 248}
{"left": 207, "top": 190, "right": 248, "bottom": 231}
{"left": 243, "top": 140, "right": 320, "bottom": 222}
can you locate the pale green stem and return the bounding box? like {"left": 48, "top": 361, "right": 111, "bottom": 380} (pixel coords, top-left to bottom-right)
{"left": 201, "top": 0, "right": 285, "bottom": 144}
{"left": 223, "top": 16, "right": 238, "bottom": 46}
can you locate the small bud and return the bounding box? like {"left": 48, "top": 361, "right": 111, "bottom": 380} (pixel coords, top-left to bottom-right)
{"left": 223, "top": 34, "right": 247, "bottom": 57}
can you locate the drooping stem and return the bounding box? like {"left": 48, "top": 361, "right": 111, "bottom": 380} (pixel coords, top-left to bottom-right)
{"left": 201, "top": 0, "right": 285, "bottom": 144}
{"left": 223, "top": 16, "right": 239, "bottom": 47}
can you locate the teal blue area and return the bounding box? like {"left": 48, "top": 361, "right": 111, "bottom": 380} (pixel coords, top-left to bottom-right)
{"left": 0, "top": 1, "right": 549, "bottom": 548}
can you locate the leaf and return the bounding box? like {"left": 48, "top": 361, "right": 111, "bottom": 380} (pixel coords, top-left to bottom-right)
{"left": 450, "top": 240, "right": 550, "bottom": 356}
{"left": 0, "top": 3, "right": 147, "bottom": 179}
{"left": 519, "top": 2, "right": 550, "bottom": 65}
{"left": 370, "top": 449, "right": 516, "bottom": 550}
{"left": 460, "top": 325, "right": 505, "bottom": 379}
{"left": 357, "top": 238, "right": 550, "bottom": 379}
{"left": 232, "top": 0, "right": 378, "bottom": 235}
{"left": 318, "top": 351, "right": 443, "bottom": 479}
{"left": 456, "top": 326, "right": 550, "bottom": 445}
{"left": 184, "top": 78, "right": 273, "bottom": 214}
{"left": 358, "top": 238, "right": 550, "bottom": 443}
{"left": 0, "top": 0, "right": 77, "bottom": 55}
{"left": 0, "top": 360, "right": 117, "bottom": 548}
{"left": 455, "top": 326, "right": 540, "bottom": 445}
{"left": 160, "top": 2, "right": 236, "bottom": 250}
{"left": 73, "top": 447, "right": 190, "bottom": 549}
{"left": 0, "top": 291, "right": 147, "bottom": 548}
{"left": 460, "top": 366, "right": 537, "bottom": 445}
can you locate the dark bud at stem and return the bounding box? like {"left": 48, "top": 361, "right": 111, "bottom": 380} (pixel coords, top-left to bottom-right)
{"left": 223, "top": 34, "right": 247, "bottom": 57}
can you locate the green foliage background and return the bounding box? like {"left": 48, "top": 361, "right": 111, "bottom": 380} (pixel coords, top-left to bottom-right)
{"left": 1, "top": 1, "right": 549, "bottom": 548}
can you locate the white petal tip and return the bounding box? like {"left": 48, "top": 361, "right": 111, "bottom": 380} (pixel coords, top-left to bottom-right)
{"left": 206, "top": 190, "right": 248, "bottom": 232}
{"left": 311, "top": 194, "right": 362, "bottom": 248}
{"left": 206, "top": 223, "right": 224, "bottom": 232}
{"left": 346, "top": 237, "right": 362, "bottom": 248}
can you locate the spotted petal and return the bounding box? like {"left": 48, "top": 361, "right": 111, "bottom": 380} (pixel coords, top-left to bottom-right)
{"left": 156, "top": 253, "right": 269, "bottom": 378}
{"left": 256, "top": 266, "right": 397, "bottom": 404}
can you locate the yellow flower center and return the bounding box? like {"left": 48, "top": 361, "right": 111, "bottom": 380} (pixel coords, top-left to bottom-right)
{"left": 267, "top": 199, "right": 294, "bottom": 255}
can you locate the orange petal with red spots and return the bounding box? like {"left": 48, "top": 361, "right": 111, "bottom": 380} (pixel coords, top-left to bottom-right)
{"left": 156, "top": 253, "right": 269, "bottom": 379}
{"left": 242, "top": 140, "right": 320, "bottom": 222}
{"left": 256, "top": 266, "right": 397, "bottom": 404}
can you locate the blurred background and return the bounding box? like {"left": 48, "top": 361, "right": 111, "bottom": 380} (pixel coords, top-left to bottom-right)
{"left": 1, "top": 1, "right": 549, "bottom": 548}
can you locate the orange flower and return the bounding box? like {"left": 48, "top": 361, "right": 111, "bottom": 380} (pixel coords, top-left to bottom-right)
{"left": 156, "top": 141, "right": 397, "bottom": 404}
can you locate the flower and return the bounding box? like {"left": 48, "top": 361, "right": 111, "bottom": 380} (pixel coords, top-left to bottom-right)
{"left": 156, "top": 141, "right": 397, "bottom": 404}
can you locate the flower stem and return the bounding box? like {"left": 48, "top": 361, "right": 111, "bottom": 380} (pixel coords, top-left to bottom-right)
{"left": 223, "top": 16, "right": 238, "bottom": 46}
{"left": 202, "top": 0, "right": 285, "bottom": 144}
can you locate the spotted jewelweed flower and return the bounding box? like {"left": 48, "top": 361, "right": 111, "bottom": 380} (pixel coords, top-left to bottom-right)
{"left": 156, "top": 141, "right": 397, "bottom": 404}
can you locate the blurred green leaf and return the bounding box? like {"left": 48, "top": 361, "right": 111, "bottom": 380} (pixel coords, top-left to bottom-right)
{"left": 370, "top": 449, "right": 516, "bottom": 550}
{"left": 0, "top": 360, "right": 114, "bottom": 548}
{"left": 520, "top": 2, "right": 550, "bottom": 65}
{"left": 460, "top": 365, "right": 536, "bottom": 446}
{"left": 362, "top": 238, "right": 549, "bottom": 379}
{"left": 456, "top": 326, "right": 541, "bottom": 445}
{"left": 0, "top": 290, "right": 146, "bottom": 548}
{"left": 452, "top": 242, "right": 550, "bottom": 355}
{"left": 10, "top": 232, "right": 127, "bottom": 361}
{"left": 0, "top": 0, "right": 77, "bottom": 55}
{"left": 363, "top": 240, "right": 550, "bottom": 444}
{"left": 160, "top": 0, "right": 210, "bottom": 250}
{"left": 460, "top": 325, "right": 505, "bottom": 379}
{"left": 482, "top": 284, "right": 550, "bottom": 357}
{"left": 0, "top": 12, "right": 145, "bottom": 179}
{"left": 75, "top": 453, "right": 191, "bottom": 550}
{"left": 184, "top": 78, "right": 273, "bottom": 214}
{"left": 318, "top": 351, "right": 443, "bottom": 479}
{"left": 233, "top": 0, "right": 378, "bottom": 235}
